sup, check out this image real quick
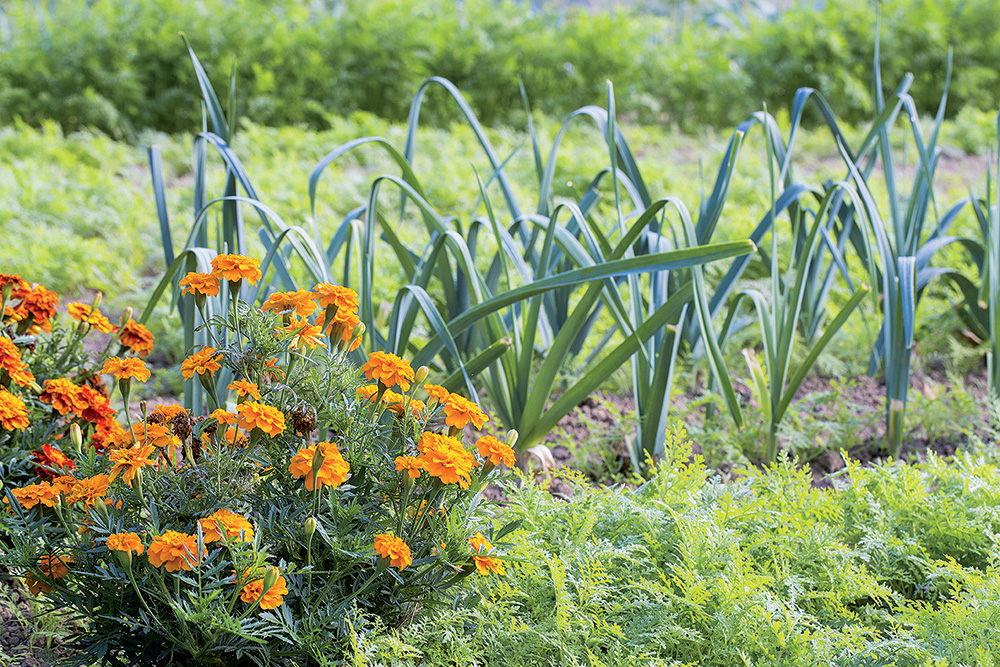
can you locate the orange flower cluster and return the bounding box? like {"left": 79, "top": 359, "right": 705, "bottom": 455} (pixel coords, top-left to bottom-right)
{"left": 26, "top": 553, "right": 73, "bottom": 595}
{"left": 106, "top": 532, "right": 144, "bottom": 555}
{"left": 179, "top": 272, "right": 220, "bottom": 297}
{"left": 374, "top": 533, "right": 412, "bottom": 570}
{"left": 362, "top": 352, "right": 415, "bottom": 391}
{"left": 102, "top": 357, "right": 150, "bottom": 382}
{"left": 4, "top": 474, "right": 110, "bottom": 510}
{"left": 288, "top": 441, "right": 350, "bottom": 491}
{"left": 468, "top": 533, "right": 505, "bottom": 575}
{"left": 66, "top": 302, "right": 115, "bottom": 334}
{"left": 440, "top": 393, "right": 489, "bottom": 430}
{"left": 239, "top": 568, "right": 288, "bottom": 610}
{"left": 416, "top": 432, "right": 479, "bottom": 489}
{"left": 147, "top": 530, "right": 202, "bottom": 572}
{"left": 211, "top": 254, "right": 262, "bottom": 285}
{"left": 475, "top": 435, "right": 516, "bottom": 468}
{"left": 227, "top": 380, "right": 260, "bottom": 400}
{"left": 236, "top": 402, "right": 285, "bottom": 437}
{"left": 181, "top": 347, "right": 222, "bottom": 379}
{"left": 314, "top": 283, "right": 360, "bottom": 349}
{"left": 30, "top": 444, "right": 75, "bottom": 479}
{"left": 0, "top": 337, "right": 35, "bottom": 387}
{"left": 0, "top": 389, "right": 29, "bottom": 431}
{"left": 3, "top": 282, "right": 59, "bottom": 333}
{"left": 276, "top": 318, "right": 326, "bottom": 350}
{"left": 107, "top": 443, "right": 158, "bottom": 486}
{"left": 394, "top": 455, "right": 423, "bottom": 479}
{"left": 118, "top": 318, "right": 155, "bottom": 357}
{"left": 262, "top": 290, "right": 317, "bottom": 319}
{"left": 199, "top": 509, "right": 255, "bottom": 544}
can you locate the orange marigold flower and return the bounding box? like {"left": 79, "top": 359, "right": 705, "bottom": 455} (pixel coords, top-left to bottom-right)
{"left": 373, "top": 533, "right": 412, "bottom": 570}
{"left": 361, "top": 352, "right": 414, "bottom": 391}
{"left": 179, "top": 272, "right": 220, "bottom": 297}
{"left": 107, "top": 443, "right": 157, "bottom": 486}
{"left": 316, "top": 307, "right": 361, "bottom": 350}
{"left": 227, "top": 380, "right": 260, "bottom": 400}
{"left": 210, "top": 409, "right": 237, "bottom": 425}
{"left": 102, "top": 357, "right": 151, "bottom": 382}
{"left": 416, "top": 432, "right": 479, "bottom": 489}
{"left": 151, "top": 403, "right": 186, "bottom": 422}
{"left": 423, "top": 384, "right": 450, "bottom": 404}
{"left": 4, "top": 482, "right": 59, "bottom": 509}
{"left": 394, "top": 456, "right": 423, "bottom": 479}
{"left": 181, "top": 347, "right": 222, "bottom": 379}
{"left": 118, "top": 318, "right": 155, "bottom": 357}
{"left": 127, "top": 422, "right": 181, "bottom": 454}
{"left": 236, "top": 402, "right": 285, "bottom": 437}
{"left": 30, "top": 444, "right": 73, "bottom": 479}
{"left": 239, "top": 568, "right": 288, "bottom": 610}
{"left": 275, "top": 317, "right": 326, "bottom": 350}
{"left": 469, "top": 533, "right": 505, "bottom": 575}
{"left": 106, "top": 532, "right": 144, "bottom": 555}
{"left": 383, "top": 392, "right": 425, "bottom": 418}
{"left": 313, "top": 283, "right": 359, "bottom": 312}
{"left": 288, "top": 441, "right": 350, "bottom": 491}
{"left": 441, "top": 393, "right": 489, "bottom": 430}
{"left": 18, "top": 284, "right": 59, "bottom": 325}
{"left": 39, "top": 378, "right": 84, "bottom": 415}
{"left": 0, "top": 389, "right": 29, "bottom": 431}
{"left": 0, "top": 273, "right": 26, "bottom": 293}
{"left": 0, "top": 337, "right": 34, "bottom": 387}
{"left": 91, "top": 419, "right": 126, "bottom": 453}
{"left": 356, "top": 385, "right": 378, "bottom": 403}
{"left": 221, "top": 426, "right": 249, "bottom": 447}
{"left": 262, "top": 289, "right": 317, "bottom": 319}
{"left": 199, "top": 509, "right": 254, "bottom": 544}
{"left": 475, "top": 435, "right": 516, "bottom": 468}
{"left": 50, "top": 475, "right": 78, "bottom": 496}
{"left": 76, "top": 385, "right": 115, "bottom": 424}
{"left": 147, "top": 531, "right": 202, "bottom": 572}
{"left": 38, "top": 553, "right": 73, "bottom": 579}
{"left": 210, "top": 254, "right": 261, "bottom": 285}
{"left": 261, "top": 358, "right": 285, "bottom": 382}
{"left": 68, "top": 474, "right": 110, "bottom": 506}
{"left": 66, "top": 302, "right": 115, "bottom": 334}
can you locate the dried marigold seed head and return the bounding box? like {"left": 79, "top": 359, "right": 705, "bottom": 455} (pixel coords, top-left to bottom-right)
{"left": 290, "top": 408, "right": 316, "bottom": 435}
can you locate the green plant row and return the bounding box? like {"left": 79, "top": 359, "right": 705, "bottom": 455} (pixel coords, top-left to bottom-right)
{"left": 3, "top": 0, "right": 1000, "bottom": 137}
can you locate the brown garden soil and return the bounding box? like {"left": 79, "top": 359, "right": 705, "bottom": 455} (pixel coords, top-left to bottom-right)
{"left": 0, "top": 572, "right": 75, "bottom": 667}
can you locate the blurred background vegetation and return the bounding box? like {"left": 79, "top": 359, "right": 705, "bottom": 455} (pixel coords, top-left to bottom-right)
{"left": 0, "top": 0, "right": 996, "bottom": 137}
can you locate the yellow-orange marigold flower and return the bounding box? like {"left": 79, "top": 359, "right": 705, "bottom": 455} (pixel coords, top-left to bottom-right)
{"left": 227, "top": 380, "right": 260, "bottom": 400}
{"left": 102, "top": 357, "right": 151, "bottom": 382}
{"left": 288, "top": 441, "right": 350, "bottom": 491}
{"left": 275, "top": 317, "right": 326, "bottom": 350}
{"left": 39, "top": 378, "right": 83, "bottom": 415}
{"left": 423, "top": 384, "right": 450, "bottom": 404}
{"left": 362, "top": 352, "right": 414, "bottom": 391}
{"left": 4, "top": 482, "right": 59, "bottom": 509}
{"left": 18, "top": 284, "right": 59, "bottom": 326}
{"left": 150, "top": 403, "right": 186, "bottom": 422}
{"left": 210, "top": 409, "right": 237, "bottom": 425}
{"left": 394, "top": 456, "right": 423, "bottom": 479}
{"left": 179, "top": 272, "right": 220, "bottom": 297}
{"left": 0, "top": 389, "right": 29, "bottom": 431}
{"left": 68, "top": 474, "right": 110, "bottom": 506}
{"left": 125, "top": 422, "right": 181, "bottom": 454}
{"left": 313, "top": 283, "right": 359, "bottom": 311}
{"left": 374, "top": 533, "right": 412, "bottom": 570}
{"left": 416, "top": 432, "right": 479, "bottom": 489}
{"left": 210, "top": 254, "right": 261, "bottom": 285}
{"left": 239, "top": 569, "right": 288, "bottom": 610}
{"left": 66, "top": 302, "right": 115, "bottom": 333}
{"left": 475, "top": 435, "right": 516, "bottom": 468}
{"left": 199, "top": 509, "right": 254, "bottom": 544}
{"left": 107, "top": 532, "right": 144, "bottom": 555}
{"left": 236, "top": 401, "right": 285, "bottom": 437}
{"left": 356, "top": 385, "right": 378, "bottom": 403}
{"left": 30, "top": 444, "right": 74, "bottom": 479}
{"left": 181, "top": 347, "right": 222, "bottom": 379}
{"left": 441, "top": 393, "right": 489, "bottom": 430}
{"left": 0, "top": 337, "right": 34, "bottom": 387}
{"left": 118, "top": 318, "right": 155, "bottom": 357}
{"left": 107, "top": 443, "right": 157, "bottom": 486}
{"left": 469, "top": 533, "right": 505, "bottom": 575}
{"left": 262, "top": 289, "right": 317, "bottom": 319}
{"left": 147, "top": 531, "right": 202, "bottom": 572}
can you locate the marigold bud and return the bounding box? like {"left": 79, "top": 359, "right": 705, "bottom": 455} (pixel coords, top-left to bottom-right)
{"left": 304, "top": 517, "right": 317, "bottom": 538}
{"left": 414, "top": 366, "right": 429, "bottom": 386}
{"left": 506, "top": 429, "right": 519, "bottom": 448}
{"left": 70, "top": 423, "right": 83, "bottom": 456}
{"left": 261, "top": 566, "right": 280, "bottom": 593}
{"left": 91, "top": 292, "right": 103, "bottom": 312}
{"left": 117, "top": 549, "right": 133, "bottom": 569}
